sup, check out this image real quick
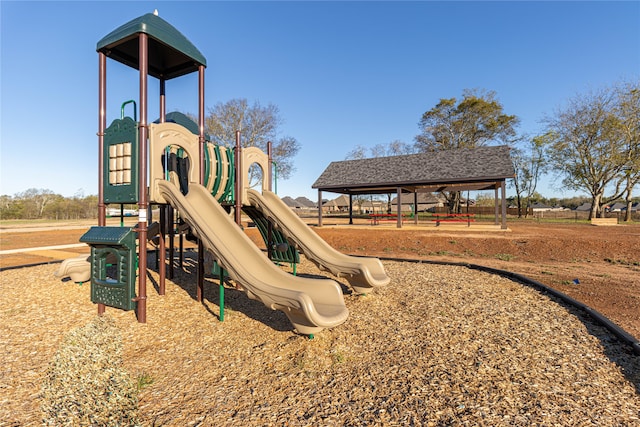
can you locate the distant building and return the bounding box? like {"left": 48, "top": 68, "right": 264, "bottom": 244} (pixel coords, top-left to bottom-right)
{"left": 391, "top": 192, "right": 445, "bottom": 212}
{"left": 530, "top": 203, "right": 567, "bottom": 212}
{"left": 295, "top": 197, "right": 316, "bottom": 208}
{"left": 607, "top": 202, "right": 627, "bottom": 212}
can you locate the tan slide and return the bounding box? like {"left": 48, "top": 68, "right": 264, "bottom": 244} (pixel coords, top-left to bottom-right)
{"left": 246, "top": 189, "right": 390, "bottom": 294}
{"left": 55, "top": 255, "right": 92, "bottom": 283}
{"left": 157, "top": 181, "right": 349, "bottom": 335}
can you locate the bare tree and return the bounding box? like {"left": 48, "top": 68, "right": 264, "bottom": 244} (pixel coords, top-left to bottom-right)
{"left": 614, "top": 80, "right": 640, "bottom": 221}
{"left": 545, "top": 86, "right": 630, "bottom": 219}
{"left": 511, "top": 134, "right": 549, "bottom": 217}
{"left": 204, "top": 98, "right": 301, "bottom": 184}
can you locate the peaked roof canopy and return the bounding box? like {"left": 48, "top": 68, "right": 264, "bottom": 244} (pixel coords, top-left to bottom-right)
{"left": 97, "top": 13, "right": 206, "bottom": 80}
{"left": 313, "top": 145, "right": 514, "bottom": 195}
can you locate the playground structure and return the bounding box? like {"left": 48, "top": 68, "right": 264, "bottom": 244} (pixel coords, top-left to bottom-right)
{"left": 56, "top": 12, "right": 388, "bottom": 334}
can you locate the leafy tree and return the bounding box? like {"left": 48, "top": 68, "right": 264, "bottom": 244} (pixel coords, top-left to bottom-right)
{"left": 0, "top": 195, "right": 23, "bottom": 220}
{"left": 544, "top": 86, "right": 630, "bottom": 219}
{"left": 414, "top": 89, "right": 519, "bottom": 212}
{"left": 0, "top": 190, "right": 98, "bottom": 220}
{"left": 511, "top": 133, "right": 550, "bottom": 217}
{"left": 14, "top": 188, "right": 55, "bottom": 219}
{"left": 415, "top": 89, "right": 519, "bottom": 151}
{"left": 204, "top": 98, "right": 301, "bottom": 186}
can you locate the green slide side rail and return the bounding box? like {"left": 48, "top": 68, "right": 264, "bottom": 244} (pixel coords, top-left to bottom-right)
{"left": 242, "top": 205, "right": 300, "bottom": 265}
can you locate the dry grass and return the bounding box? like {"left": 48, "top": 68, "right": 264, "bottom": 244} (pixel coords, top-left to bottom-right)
{"left": 1, "top": 254, "right": 639, "bottom": 425}
{"left": 41, "top": 316, "right": 139, "bottom": 426}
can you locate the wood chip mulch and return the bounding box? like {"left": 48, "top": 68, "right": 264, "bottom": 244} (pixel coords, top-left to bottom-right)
{"left": 1, "top": 254, "right": 639, "bottom": 426}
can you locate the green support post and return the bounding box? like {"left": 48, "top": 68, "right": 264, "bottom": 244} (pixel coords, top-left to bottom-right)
{"left": 219, "top": 267, "right": 225, "bottom": 322}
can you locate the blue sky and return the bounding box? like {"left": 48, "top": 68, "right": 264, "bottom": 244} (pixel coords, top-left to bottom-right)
{"left": 1, "top": 1, "right": 639, "bottom": 201}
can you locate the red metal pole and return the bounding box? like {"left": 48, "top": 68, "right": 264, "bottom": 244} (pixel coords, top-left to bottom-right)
{"left": 267, "top": 141, "right": 273, "bottom": 258}
{"left": 267, "top": 141, "right": 273, "bottom": 192}
{"left": 97, "top": 52, "right": 107, "bottom": 316}
{"left": 98, "top": 54, "right": 107, "bottom": 227}
{"left": 160, "top": 78, "right": 166, "bottom": 122}
{"left": 199, "top": 66, "right": 206, "bottom": 184}
{"left": 197, "top": 65, "right": 205, "bottom": 302}
{"left": 396, "top": 187, "right": 402, "bottom": 228}
{"left": 137, "top": 33, "right": 149, "bottom": 323}
{"left": 235, "top": 131, "right": 242, "bottom": 226}
{"left": 169, "top": 205, "right": 175, "bottom": 279}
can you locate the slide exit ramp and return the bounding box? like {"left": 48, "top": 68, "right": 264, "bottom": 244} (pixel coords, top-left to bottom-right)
{"left": 246, "top": 189, "right": 390, "bottom": 294}
{"left": 157, "top": 181, "right": 349, "bottom": 335}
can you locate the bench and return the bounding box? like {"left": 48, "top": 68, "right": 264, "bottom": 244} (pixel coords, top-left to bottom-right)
{"left": 430, "top": 213, "right": 475, "bottom": 226}
{"left": 369, "top": 213, "right": 407, "bottom": 225}
{"left": 590, "top": 217, "right": 618, "bottom": 226}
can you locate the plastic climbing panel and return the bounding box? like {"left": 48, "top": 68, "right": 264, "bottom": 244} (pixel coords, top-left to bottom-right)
{"left": 103, "top": 117, "right": 139, "bottom": 203}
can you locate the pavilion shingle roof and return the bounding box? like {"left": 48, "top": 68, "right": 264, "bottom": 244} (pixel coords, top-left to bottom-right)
{"left": 312, "top": 145, "right": 514, "bottom": 192}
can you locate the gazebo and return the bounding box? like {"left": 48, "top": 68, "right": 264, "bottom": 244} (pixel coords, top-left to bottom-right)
{"left": 312, "top": 145, "right": 515, "bottom": 229}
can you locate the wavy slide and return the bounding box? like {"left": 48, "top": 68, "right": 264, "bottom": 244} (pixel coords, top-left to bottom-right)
{"left": 157, "top": 181, "right": 349, "bottom": 335}
{"left": 246, "top": 189, "right": 390, "bottom": 294}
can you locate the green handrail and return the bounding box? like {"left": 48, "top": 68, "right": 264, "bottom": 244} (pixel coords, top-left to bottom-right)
{"left": 120, "top": 100, "right": 137, "bottom": 121}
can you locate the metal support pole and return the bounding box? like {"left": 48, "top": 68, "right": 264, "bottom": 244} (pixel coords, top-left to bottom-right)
{"left": 168, "top": 205, "right": 175, "bottom": 279}
{"left": 267, "top": 141, "right": 273, "bottom": 259}
{"left": 97, "top": 52, "right": 107, "bottom": 316}
{"left": 219, "top": 268, "right": 225, "bottom": 322}
{"left": 197, "top": 65, "right": 206, "bottom": 303}
{"left": 396, "top": 187, "right": 402, "bottom": 228}
{"left": 349, "top": 194, "right": 353, "bottom": 225}
{"left": 234, "top": 131, "right": 242, "bottom": 226}
{"left": 98, "top": 53, "right": 107, "bottom": 228}
{"left": 494, "top": 185, "right": 500, "bottom": 225}
{"left": 159, "top": 206, "right": 166, "bottom": 295}
{"left": 135, "top": 33, "right": 150, "bottom": 323}
{"left": 267, "top": 141, "right": 273, "bottom": 191}
{"left": 158, "top": 78, "right": 166, "bottom": 294}
{"left": 467, "top": 190, "right": 471, "bottom": 227}
{"left": 159, "top": 79, "right": 166, "bottom": 122}
{"left": 501, "top": 180, "right": 507, "bottom": 229}
{"left": 318, "top": 190, "right": 323, "bottom": 227}
{"left": 414, "top": 191, "right": 419, "bottom": 225}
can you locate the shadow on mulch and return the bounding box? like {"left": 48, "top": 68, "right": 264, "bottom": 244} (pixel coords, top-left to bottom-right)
{"left": 144, "top": 251, "right": 351, "bottom": 334}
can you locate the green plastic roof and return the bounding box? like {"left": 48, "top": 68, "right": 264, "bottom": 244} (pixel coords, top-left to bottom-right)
{"left": 97, "top": 13, "right": 206, "bottom": 80}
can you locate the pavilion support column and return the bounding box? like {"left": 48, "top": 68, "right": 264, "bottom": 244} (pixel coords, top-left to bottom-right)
{"left": 414, "top": 191, "right": 419, "bottom": 225}
{"left": 494, "top": 185, "right": 500, "bottom": 225}
{"left": 396, "top": 187, "right": 402, "bottom": 228}
{"left": 349, "top": 194, "right": 353, "bottom": 225}
{"left": 318, "top": 190, "right": 323, "bottom": 227}
{"left": 501, "top": 180, "right": 507, "bottom": 229}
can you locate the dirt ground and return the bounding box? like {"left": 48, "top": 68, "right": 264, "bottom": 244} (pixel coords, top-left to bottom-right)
{"left": 1, "top": 219, "right": 639, "bottom": 340}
